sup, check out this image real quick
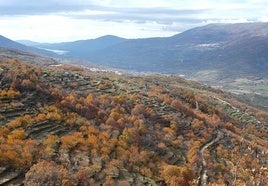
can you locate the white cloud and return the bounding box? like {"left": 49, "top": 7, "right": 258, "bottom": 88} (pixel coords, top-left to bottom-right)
{"left": 0, "top": 0, "right": 267, "bottom": 42}
{"left": 0, "top": 14, "right": 177, "bottom": 42}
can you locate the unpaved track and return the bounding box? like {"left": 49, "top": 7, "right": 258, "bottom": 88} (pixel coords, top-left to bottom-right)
{"left": 199, "top": 131, "right": 223, "bottom": 186}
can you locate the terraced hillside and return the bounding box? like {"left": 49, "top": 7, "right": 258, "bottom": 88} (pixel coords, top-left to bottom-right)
{"left": 0, "top": 59, "right": 267, "bottom": 185}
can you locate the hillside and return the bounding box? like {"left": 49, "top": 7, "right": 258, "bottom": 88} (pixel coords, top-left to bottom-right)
{"left": 0, "top": 55, "right": 267, "bottom": 185}
{"left": 16, "top": 40, "right": 41, "bottom": 47}
{"left": 0, "top": 48, "right": 61, "bottom": 66}
{"left": 37, "top": 23, "right": 268, "bottom": 77}
{"left": 32, "top": 22, "right": 268, "bottom": 108}
{"left": 36, "top": 35, "right": 126, "bottom": 58}
{"left": 0, "top": 35, "right": 57, "bottom": 57}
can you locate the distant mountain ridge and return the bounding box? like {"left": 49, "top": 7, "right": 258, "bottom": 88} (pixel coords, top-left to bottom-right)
{"left": 0, "top": 35, "right": 31, "bottom": 51}
{"left": 37, "top": 35, "right": 126, "bottom": 57}
{"left": 0, "top": 35, "right": 57, "bottom": 57}
{"left": 16, "top": 40, "right": 41, "bottom": 46}
{"left": 1, "top": 23, "right": 268, "bottom": 108}
{"left": 32, "top": 22, "right": 268, "bottom": 79}
{"left": 1, "top": 22, "right": 268, "bottom": 74}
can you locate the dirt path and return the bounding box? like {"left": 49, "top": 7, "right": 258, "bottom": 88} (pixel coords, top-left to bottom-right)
{"left": 199, "top": 131, "right": 223, "bottom": 186}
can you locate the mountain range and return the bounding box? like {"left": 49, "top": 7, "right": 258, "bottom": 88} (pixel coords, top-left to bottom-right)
{"left": 0, "top": 35, "right": 57, "bottom": 57}
{"left": 28, "top": 22, "right": 268, "bottom": 79}
{"left": 1, "top": 22, "right": 268, "bottom": 107}
{"left": 0, "top": 23, "right": 268, "bottom": 185}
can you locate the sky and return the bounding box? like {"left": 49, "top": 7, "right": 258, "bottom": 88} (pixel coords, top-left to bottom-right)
{"left": 0, "top": 0, "right": 267, "bottom": 43}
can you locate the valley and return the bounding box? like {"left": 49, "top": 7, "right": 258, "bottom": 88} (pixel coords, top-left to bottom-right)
{"left": 15, "top": 22, "right": 268, "bottom": 108}
{"left": 0, "top": 22, "right": 267, "bottom": 185}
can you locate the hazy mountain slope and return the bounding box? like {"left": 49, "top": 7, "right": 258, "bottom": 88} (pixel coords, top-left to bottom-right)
{"left": 37, "top": 35, "right": 127, "bottom": 57}
{"left": 0, "top": 55, "right": 267, "bottom": 185}
{"left": 91, "top": 22, "right": 268, "bottom": 75}
{"left": 173, "top": 23, "right": 268, "bottom": 74}
{"left": 0, "top": 35, "right": 58, "bottom": 57}
{"left": 0, "top": 35, "right": 32, "bottom": 51}
{"left": 87, "top": 37, "right": 171, "bottom": 71}
{"left": 16, "top": 40, "right": 41, "bottom": 47}
{"left": 38, "top": 23, "right": 268, "bottom": 77}
{"left": 5, "top": 23, "right": 268, "bottom": 108}
{"left": 0, "top": 47, "right": 62, "bottom": 66}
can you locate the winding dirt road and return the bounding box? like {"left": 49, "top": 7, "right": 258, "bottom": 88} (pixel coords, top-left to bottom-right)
{"left": 199, "top": 131, "right": 223, "bottom": 186}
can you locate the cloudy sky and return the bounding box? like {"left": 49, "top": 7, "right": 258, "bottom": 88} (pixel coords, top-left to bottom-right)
{"left": 0, "top": 0, "right": 267, "bottom": 42}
